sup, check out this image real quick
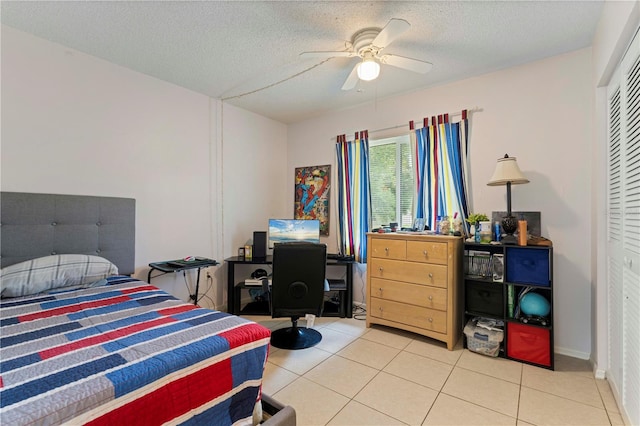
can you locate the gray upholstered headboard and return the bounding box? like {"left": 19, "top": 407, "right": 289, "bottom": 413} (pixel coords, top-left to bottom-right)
{"left": 0, "top": 192, "right": 135, "bottom": 275}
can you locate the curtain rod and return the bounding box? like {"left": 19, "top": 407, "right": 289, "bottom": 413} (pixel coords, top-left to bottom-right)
{"left": 336, "top": 106, "right": 482, "bottom": 139}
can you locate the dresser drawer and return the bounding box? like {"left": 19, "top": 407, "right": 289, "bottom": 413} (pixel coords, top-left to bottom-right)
{"left": 370, "top": 278, "right": 447, "bottom": 310}
{"left": 406, "top": 240, "right": 449, "bottom": 265}
{"left": 369, "top": 258, "right": 448, "bottom": 288}
{"left": 370, "top": 297, "right": 447, "bottom": 333}
{"left": 370, "top": 238, "right": 407, "bottom": 260}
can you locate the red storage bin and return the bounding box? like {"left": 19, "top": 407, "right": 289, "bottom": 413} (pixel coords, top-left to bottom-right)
{"left": 507, "top": 322, "right": 551, "bottom": 367}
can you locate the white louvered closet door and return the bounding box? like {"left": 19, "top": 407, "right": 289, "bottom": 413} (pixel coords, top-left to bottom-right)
{"left": 607, "top": 27, "right": 640, "bottom": 426}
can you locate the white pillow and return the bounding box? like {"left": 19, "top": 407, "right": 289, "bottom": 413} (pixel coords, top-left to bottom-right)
{"left": 0, "top": 254, "right": 118, "bottom": 298}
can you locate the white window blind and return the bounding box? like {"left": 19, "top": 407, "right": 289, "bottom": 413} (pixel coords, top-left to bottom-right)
{"left": 369, "top": 134, "right": 414, "bottom": 229}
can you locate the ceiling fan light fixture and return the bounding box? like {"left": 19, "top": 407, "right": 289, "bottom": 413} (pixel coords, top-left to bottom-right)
{"left": 357, "top": 57, "right": 380, "bottom": 81}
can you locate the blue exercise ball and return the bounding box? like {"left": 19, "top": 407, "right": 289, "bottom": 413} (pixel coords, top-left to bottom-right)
{"left": 520, "top": 292, "right": 550, "bottom": 317}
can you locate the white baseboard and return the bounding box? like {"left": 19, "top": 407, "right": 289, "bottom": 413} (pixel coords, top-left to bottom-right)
{"left": 554, "top": 346, "right": 590, "bottom": 360}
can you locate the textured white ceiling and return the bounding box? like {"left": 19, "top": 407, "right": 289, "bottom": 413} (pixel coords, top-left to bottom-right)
{"left": 1, "top": 1, "right": 604, "bottom": 124}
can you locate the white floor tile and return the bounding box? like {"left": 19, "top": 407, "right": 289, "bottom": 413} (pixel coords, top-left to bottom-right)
{"left": 324, "top": 318, "right": 370, "bottom": 337}
{"left": 404, "top": 337, "right": 463, "bottom": 365}
{"left": 314, "top": 326, "right": 359, "bottom": 353}
{"left": 354, "top": 371, "right": 438, "bottom": 425}
{"left": 457, "top": 350, "right": 522, "bottom": 384}
{"left": 304, "top": 355, "right": 378, "bottom": 398}
{"left": 596, "top": 378, "right": 620, "bottom": 414}
{"left": 256, "top": 312, "right": 617, "bottom": 426}
{"left": 328, "top": 400, "right": 406, "bottom": 425}
{"left": 423, "top": 393, "right": 516, "bottom": 426}
{"left": 337, "top": 338, "right": 400, "bottom": 370}
{"left": 262, "top": 361, "right": 299, "bottom": 395}
{"left": 361, "top": 325, "right": 415, "bottom": 349}
{"left": 442, "top": 367, "right": 520, "bottom": 418}
{"left": 518, "top": 386, "right": 610, "bottom": 426}
{"left": 272, "top": 376, "right": 350, "bottom": 426}
{"left": 521, "top": 363, "right": 603, "bottom": 409}
{"left": 383, "top": 350, "right": 453, "bottom": 391}
{"left": 267, "top": 345, "right": 332, "bottom": 375}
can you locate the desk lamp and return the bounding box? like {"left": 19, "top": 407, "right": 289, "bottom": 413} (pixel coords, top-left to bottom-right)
{"left": 487, "top": 154, "right": 529, "bottom": 245}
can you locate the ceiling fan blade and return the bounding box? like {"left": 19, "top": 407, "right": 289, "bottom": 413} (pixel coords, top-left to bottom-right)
{"left": 380, "top": 54, "right": 433, "bottom": 74}
{"left": 300, "top": 51, "right": 354, "bottom": 59}
{"left": 372, "top": 18, "right": 410, "bottom": 48}
{"left": 341, "top": 63, "right": 360, "bottom": 91}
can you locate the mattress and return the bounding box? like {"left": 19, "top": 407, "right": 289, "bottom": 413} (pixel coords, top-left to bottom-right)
{"left": 0, "top": 276, "right": 271, "bottom": 426}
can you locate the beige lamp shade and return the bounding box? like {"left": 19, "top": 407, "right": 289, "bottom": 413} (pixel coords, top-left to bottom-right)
{"left": 487, "top": 154, "right": 529, "bottom": 186}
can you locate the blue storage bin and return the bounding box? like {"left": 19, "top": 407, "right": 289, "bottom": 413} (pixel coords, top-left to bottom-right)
{"left": 505, "top": 247, "right": 550, "bottom": 286}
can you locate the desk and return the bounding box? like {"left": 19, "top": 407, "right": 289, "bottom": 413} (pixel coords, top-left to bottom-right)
{"left": 148, "top": 258, "right": 218, "bottom": 305}
{"left": 225, "top": 256, "right": 354, "bottom": 317}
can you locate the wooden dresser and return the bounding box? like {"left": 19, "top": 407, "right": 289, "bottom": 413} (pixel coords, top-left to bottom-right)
{"left": 366, "top": 233, "right": 463, "bottom": 350}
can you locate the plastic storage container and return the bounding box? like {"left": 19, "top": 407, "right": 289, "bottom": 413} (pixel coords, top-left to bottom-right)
{"left": 465, "top": 282, "right": 504, "bottom": 317}
{"left": 507, "top": 322, "right": 551, "bottom": 366}
{"left": 505, "top": 247, "right": 550, "bottom": 286}
{"left": 464, "top": 318, "right": 504, "bottom": 357}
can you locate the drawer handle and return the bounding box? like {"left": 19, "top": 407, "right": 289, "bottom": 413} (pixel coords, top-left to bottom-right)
{"left": 379, "top": 267, "right": 384, "bottom": 273}
{"left": 428, "top": 318, "right": 433, "bottom": 322}
{"left": 428, "top": 295, "right": 433, "bottom": 301}
{"left": 379, "top": 287, "right": 383, "bottom": 295}
{"left": 428, "top": 273, "right": 433, "bottom": 280}
{"left": 423, "top": 250, "right": 428, "bottom": 256}
{"left": 384, "top": 247, "right": 389, "bottom": 254}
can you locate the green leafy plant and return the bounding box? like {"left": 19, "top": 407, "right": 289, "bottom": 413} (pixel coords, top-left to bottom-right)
{"left": 465, "top": 213, "right": 489, "bottom": 224}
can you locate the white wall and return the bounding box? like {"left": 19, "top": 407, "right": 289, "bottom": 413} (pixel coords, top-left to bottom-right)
{"left": 217, "top": 102, "right": 288, "bottom": 306}
{"left": 288, "top": 49, "right": 594, "bottom": 357}
{"left": 0, "top": 26, "right": 288, "bottom": 310}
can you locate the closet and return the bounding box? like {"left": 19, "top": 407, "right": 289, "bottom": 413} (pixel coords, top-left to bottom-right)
{"left": 606, "top": 26, "right": 640, "bottom": 426}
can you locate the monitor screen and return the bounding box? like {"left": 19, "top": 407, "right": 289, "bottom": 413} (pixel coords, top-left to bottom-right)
{"left": 268, "top": 219, "right": 320, "bottom": 248}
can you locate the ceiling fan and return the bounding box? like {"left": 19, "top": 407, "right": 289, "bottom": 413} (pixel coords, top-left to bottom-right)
{"left": 300, "top": 18, "right": 433, "bottom": 91}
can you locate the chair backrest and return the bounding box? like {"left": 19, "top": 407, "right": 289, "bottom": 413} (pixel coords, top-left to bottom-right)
{"left": 271, "top": 242, "right": 327, "bottom": 319}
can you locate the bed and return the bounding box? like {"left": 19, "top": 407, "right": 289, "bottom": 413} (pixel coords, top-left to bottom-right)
{"left": 0, "top": 192, "right": 292, "bottom": 426}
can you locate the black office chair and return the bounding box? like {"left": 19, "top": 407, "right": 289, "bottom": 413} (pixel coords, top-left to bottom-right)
{"left": 269, "top": 242, "right": 327, "bottom": 350}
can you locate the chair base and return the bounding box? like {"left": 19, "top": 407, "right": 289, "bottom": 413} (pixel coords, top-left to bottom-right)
{"left": 270, "top": 326, "right": 322, "bottom": 350}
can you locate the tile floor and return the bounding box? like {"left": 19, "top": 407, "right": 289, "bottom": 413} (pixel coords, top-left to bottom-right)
{"left": 244, "top": 315, "right": 626, "bottom": 426}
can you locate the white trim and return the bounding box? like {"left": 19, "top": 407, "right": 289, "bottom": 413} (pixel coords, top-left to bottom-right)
{"left": 554, "top": 346, "right": 590, "bottom": 361}
{"left": 593, "top": 365, "right": 606, "bottom": 380}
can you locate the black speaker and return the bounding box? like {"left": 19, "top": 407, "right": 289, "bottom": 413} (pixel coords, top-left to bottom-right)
{"left": 253, "top": 231, "right": 267, "bottom": 259}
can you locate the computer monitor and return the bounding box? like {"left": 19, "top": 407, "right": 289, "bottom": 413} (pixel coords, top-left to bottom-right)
{"left": 268, "top": 219, "right": 321, "bottom": 249}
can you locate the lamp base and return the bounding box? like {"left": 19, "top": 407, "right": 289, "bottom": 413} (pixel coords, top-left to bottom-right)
{"left": 501, "top": 234, "right": 518, "bottom": 245}
{"left": 501, "top": 215, "right": 518, "bottom": 245}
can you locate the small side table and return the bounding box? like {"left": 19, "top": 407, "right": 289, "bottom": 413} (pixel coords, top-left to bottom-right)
{"left": 148, "top": 258, "right": 218, "bottom": 305}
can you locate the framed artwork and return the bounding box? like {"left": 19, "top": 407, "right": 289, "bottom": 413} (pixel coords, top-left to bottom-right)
{"left": 294, "top": 164, "right": 330, "bottom": 236}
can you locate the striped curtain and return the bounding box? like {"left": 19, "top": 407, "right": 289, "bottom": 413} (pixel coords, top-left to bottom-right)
{"left": 335, "top": 131, "right": 371, "bottom": 263}
{"left": 411, "top": 111, "right": 470, "bottom": 231}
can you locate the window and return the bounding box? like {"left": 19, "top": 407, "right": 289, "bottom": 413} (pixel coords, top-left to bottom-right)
{"left": 369, "top": 134, "right": 414, "bottom": 229}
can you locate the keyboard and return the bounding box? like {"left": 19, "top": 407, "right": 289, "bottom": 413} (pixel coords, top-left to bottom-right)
{"left": 166, "top": 258, "right": 217, "bottom": 268}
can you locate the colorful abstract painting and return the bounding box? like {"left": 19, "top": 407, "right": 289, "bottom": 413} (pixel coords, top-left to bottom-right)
{"left": 294, "top": 164, "right": 330, "bottom": 235}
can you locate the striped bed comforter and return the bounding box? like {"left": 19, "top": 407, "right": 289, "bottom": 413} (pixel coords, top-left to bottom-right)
{"left": 0, "top": 277, "right": 271, "bottom": 426}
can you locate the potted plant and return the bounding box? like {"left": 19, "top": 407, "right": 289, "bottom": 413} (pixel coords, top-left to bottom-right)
{"left": 465, "top": 213, "right": 490, "bottom": 236}
{"left": 465, "top": 213, "right": 489, "bottom": 225}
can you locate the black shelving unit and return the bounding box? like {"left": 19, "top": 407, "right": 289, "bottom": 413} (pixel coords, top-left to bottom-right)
{"left": 224, "top": 256, "right": 354, "bottom": 318}
{"left": 463, "top": 242, "right": 554, "bottom": 369}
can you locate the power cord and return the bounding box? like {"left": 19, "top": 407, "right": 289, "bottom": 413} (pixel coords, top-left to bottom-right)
{"left": 182, "top": 270, "right": 216, "bottom": 309}
{"left": 352, "top": 264, "right": 367, "bottom": 321}
{"left": 221, "top": 57, "right": 334, "bottom": 101}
